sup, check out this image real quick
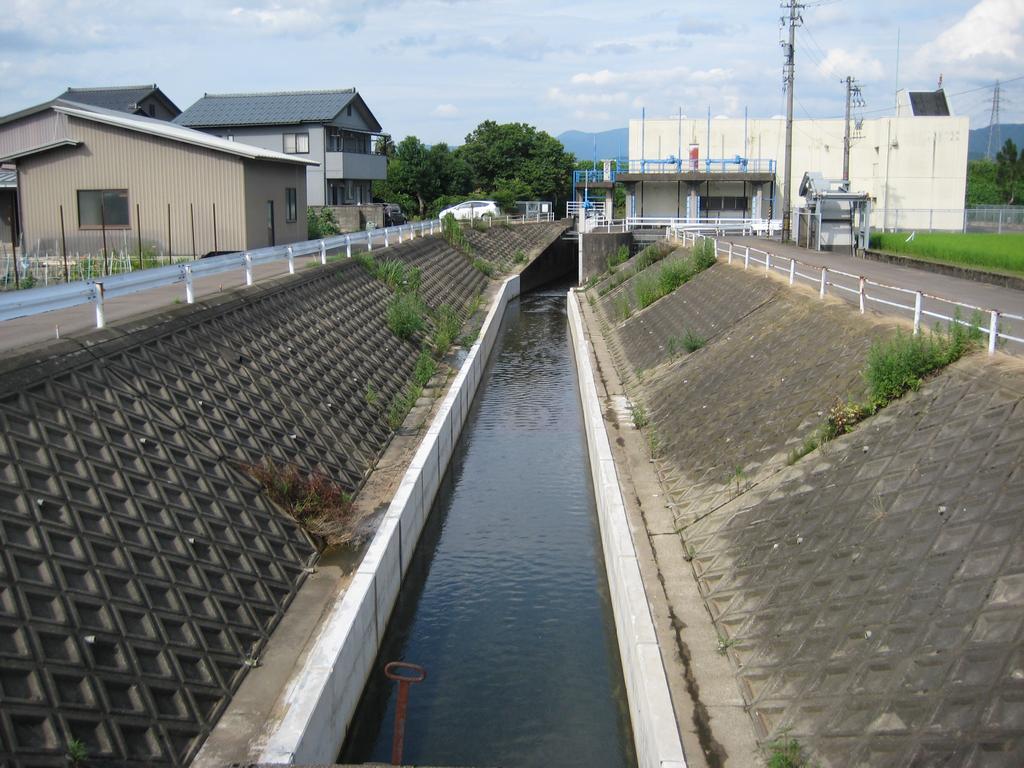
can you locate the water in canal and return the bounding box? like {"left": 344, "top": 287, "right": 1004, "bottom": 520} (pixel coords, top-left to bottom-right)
{"left": 340, "top": 287, "right": 636, "bottom": 767}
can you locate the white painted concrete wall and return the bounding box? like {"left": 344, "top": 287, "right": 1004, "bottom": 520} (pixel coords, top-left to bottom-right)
{"left": 567, "top": 291, "right": 687, "bottom": 768}
{"left": 259, "top": 274, "right": 520, "bottom": 764}
{"left": 630, "top": 115, "right": 970, "bottom": 230}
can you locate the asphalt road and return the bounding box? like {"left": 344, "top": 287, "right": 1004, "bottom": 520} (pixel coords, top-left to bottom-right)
{"left": 726, "top": 237, "right": 1024, "bottom": 349}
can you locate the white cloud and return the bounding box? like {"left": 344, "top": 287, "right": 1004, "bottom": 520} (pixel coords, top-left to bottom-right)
{"left": 432, "top": 103, "right": 459, "bottom": 117}
{"left": 546, "top": 87, "right": 628, "bottom": 106}
{"left": 932, "top": 0, "right": 1024, "bottom": 61}
{"left": 817, "top": 48, "right": 884, "bottom": 80}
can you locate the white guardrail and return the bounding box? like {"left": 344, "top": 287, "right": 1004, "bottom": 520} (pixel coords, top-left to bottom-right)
{"left": 675, "top": 230, "right": 1024, "bottom": 355}
{"left": 0, "top": 213, "right": 555, "bottom": 329}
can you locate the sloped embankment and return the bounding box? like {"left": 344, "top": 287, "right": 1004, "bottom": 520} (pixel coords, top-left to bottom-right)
{"left": 0, "top": 230, "right": 499, "bottom": 768}
{"left": 462, "top": 220, "right": 570, "bottom": 272}
{"left": 585, "top": 253, "right": 1024, "bottom": 764}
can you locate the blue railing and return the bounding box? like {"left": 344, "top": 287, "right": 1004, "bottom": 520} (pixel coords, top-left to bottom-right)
{"left": 572, "top": 161, "right": 628, "bottom": 187}
{"left": 626, "top": 157, "right": 776, "bottom": 174}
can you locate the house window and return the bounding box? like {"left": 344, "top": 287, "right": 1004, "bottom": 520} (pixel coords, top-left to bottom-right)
{"left": 283, "top": 133, "right": 309, "bottom": 154}
{"left": 77, "top": 189, "right": 130, "bottom": 228}
{"left": 347, "top": 105, "right": 352, "bottom": 116}
{"left": 286, "top": 188, "right": 297, "bottom": 222}
{"left": 148, "top": 104, "right": 155, "bottom": 117}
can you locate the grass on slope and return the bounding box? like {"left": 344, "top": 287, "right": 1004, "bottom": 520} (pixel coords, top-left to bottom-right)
{"left": 870, "top": 232, "right": 1024, "bottom": 276}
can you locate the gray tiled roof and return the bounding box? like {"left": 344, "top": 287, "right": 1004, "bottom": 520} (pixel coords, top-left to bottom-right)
{"left": 176, "top": 89, "right": 360, "bottom": 127}
{"left": 62, "top": 85, "right": 166, "bottom": 114}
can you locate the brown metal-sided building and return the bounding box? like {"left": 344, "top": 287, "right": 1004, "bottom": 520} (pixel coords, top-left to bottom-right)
{"left": 0, "top": 99, "right": 317, "bottom": 258}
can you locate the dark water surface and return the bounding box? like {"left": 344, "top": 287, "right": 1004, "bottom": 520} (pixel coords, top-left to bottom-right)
{"left": 340, "top": 289, "right": 636, "bottom": 767}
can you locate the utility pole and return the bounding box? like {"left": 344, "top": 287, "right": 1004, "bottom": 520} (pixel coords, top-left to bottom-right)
{"left": 843, "top": 76, "right": 863, "bottom": 183}
{"left": 781, "top": 0, "right": 803, "bottom": 242}
{"left": 987, "top": 80, "right": 1002, "bottom": 160}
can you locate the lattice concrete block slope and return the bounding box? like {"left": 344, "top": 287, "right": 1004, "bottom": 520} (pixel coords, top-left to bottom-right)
{"left": 686, "top": 357, "right": 1024, "bottom": 766}
{"left": 0, "top": 253, "right": 458, "bottom": 768}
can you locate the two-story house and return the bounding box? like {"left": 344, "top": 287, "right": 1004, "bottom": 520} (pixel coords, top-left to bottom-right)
{"left": 60, "top": 84, "right": 182, "bottom": 121}
{"left": 176, "top": 89, "right": 387, "bottom": 209}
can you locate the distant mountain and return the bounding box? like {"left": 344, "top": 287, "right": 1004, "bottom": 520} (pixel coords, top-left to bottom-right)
{"left": 557, "top": 128, "right": 629, "bottom": 162}
{"left": 968, "top": 124, "right": 1024, "bottom": 160}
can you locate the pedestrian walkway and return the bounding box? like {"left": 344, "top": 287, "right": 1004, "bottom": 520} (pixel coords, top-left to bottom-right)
{"left": 727, "top": 237, "right": 1024, "bottom": 350}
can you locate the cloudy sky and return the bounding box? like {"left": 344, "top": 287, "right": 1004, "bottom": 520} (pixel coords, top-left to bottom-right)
{"left": 3, "top": 0, "right": 1022, "bottom": 145}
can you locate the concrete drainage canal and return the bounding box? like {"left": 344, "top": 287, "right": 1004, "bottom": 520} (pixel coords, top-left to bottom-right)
{"left": 339, "top": 283, "right": 637, "bottom": 767}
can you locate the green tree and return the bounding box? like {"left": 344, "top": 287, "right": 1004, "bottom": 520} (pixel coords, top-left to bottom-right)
{"left": 458, "top": 121, "right": 575, "bottom": 210}
{"left": 380, "top": 137, "right": 471, "bottom": 217}
{"left": 995, "top": 139, "right": 1024, "bottom": 204}
{"left": 966, "top": 160, "right": 1001, "bottom": 206}
{"left": 374, "top": 134, "right": 396, "bottom": 158}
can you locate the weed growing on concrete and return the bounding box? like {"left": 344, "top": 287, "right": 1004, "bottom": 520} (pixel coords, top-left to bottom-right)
{"left": 377, "top": 258, "right": 406, "bottom": 290}
{"left": 387, "top": 383, "right": 423, "bottom": 429}
{"left": 242, "top": 460, "right": 354, "bottom": 544}
{"left": 682, "top": 329, "right": 707, "bottom": 353}
{"left": 647, "top": 428, "right": 662, "bottom": 458}
{"left": 472, "top": 257, "right": 496, "bottom": 278}
{"left": 730, "top": 465, "right": 747, "bottom": 497}
{"left": 716, "top": 634, "right": 738, "bottom": 655}
{"left": 441, "top": 214, "right": 473, "bottom": 255}
{"left": 634, "top": 242, "right": 673, "bottom": 272}
{"left": 587, "top": 292, "right": 596, "bottom": 307}
{"left": 635, "top": 274, "right": 660, "bottom": 309}
{"left": 598, "top": 268, "right": 634, "bottom": 297}
{"left": 355, "top": 251, "right": 378, "bottom": 276}
{"left": 413, "top": 351, "right": 437, "bottom": 388}
{"left": 762, "top": 731, "right": 810, "bottom": 768}
{"left": 607, "top": 244, "right": 629, "bottom": 271}
{"left": 864, "top": 314, "right": 983, "bottom": 409}
{"left": 66, "top": 738, "right": 88, "bottom": 767}
{"left": 431, "top": 304, "right": 462, "bottom": 356}
{"left": 513, "top": 249, "right": 527, "bottom": 264}
{"left": 786, "top": 431, "right": 824, "bottom": 466}
{"left": 631, "top": 403, "right": 650, "bottom": 429}
{"left": 466, "top": 291, "right": 483, "bottom": 318}
{"left": 364, "top": 384, "right": 380, "bottom": 408}
{"left": 405, "top": 265, "right": 422, "bottom": 294}
{"left": 614, "top": 295, "right": 632, "bottom": 321}
{"left": 692, "top": 237, "right": 717, "bottom": 270}
{"left": 471, "top": 218, "right": 489, "bottom": 232}
{"left": 387, "top": 292, "right": 427, "bottom": 340}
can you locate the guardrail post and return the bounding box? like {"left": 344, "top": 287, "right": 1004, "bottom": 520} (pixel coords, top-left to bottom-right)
{"left": 384, "top": 229, "right": 389, "bottom": 248}
{"left": 727, "top": 242, "right": 733, "bottom": 264}
{"left": 368, "top": 232, "right": 373, "bottom": 252}
{"left": 346, "top": 235, "right": 352, "bottom": 258}
{"left": 819, "top": 267, "right": 828, "bottom": 298}
{"left": 287, "top": 246, "right": 295, "bottom": 275}
{"left": 185, "top": 264, "right": 195, "bottom": 304}
{"left": 244, "top": 252, "right": 253, "bottom": 286}
{"left": 766, "top": 252, "right": 771, "bottom": 275}
{"left": 989, "top": 310, "right": 1000, "bottom": 355}
{"left": 913, "top": 291, "right": 923, "bottom": 334}
{"left": 430, "top": 221, "right": 435, "bottom": 235}
{"left": 319, "top": 240, "right": 327, "bottom": 265}
{"left": 94, "top": 282, "right": 105, "bottom": 328}
{"left": 399, "top": 227, "right": 404, "bottom": 244}
{"left": 858, "top": 277, "right": 865, "bottom": 313}
{"left": 744, "top": 246, "right": 750, "bottom": 270}
{"left": 788, "top": 258, "right": 795, "bottom": 285}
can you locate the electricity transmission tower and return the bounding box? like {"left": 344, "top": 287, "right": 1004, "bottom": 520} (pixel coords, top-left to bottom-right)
{"left": 780, "top": 0, "right": 803, "bottom": 242}
{"left": 987, "top": 80, "right": 1002, "bottom": 160}
{"left": 843, "top": 76, "right": 864, "bottom": 182}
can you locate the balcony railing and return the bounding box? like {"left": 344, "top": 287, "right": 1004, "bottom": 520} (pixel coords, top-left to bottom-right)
{"left": 626, "top": 157, "right": 776, "bottom": 174}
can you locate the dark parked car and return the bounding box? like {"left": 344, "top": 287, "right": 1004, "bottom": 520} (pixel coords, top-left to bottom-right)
{"left": 384, "top": 204, "right": 407, "bottom": 226}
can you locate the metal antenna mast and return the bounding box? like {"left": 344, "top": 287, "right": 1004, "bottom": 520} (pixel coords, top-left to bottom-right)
{"left": 843, "top": 76, "right": 864, "bottom": 183}
{"left": 987, "top": 80, "right": 1002, "bottom": 160}
{"left": 781, "top": 0, "right": 803, "bottom": 242}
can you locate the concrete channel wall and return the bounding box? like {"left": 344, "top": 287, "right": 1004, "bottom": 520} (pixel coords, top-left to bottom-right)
{"left": 259, "top": 275, "right": 521, "bottom": 764}
{"left": 567, "top": 290, "right": 687, "bottom": 768}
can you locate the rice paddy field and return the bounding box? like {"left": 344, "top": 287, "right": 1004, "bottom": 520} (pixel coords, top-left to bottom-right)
{"left": 870, "top": 232, "right": 1024, "bottom": 276}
